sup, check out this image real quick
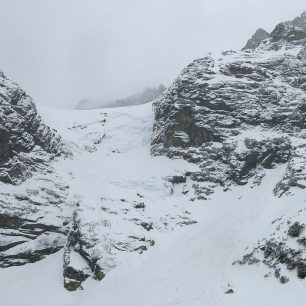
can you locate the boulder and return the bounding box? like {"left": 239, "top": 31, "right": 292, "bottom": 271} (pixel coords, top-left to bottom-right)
{"left": 288, "top": 222, "right": 304, "bottom": 238}
{"left": 242, "top": 28, "right": 270, "bottom": 50}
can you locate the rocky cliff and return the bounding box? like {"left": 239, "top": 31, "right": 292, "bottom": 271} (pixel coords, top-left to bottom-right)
{"left": 0, "top": 72, "right": 70, "bottom": 273}
{"left": 151, "top": 11, "right": 306, "bottom": 281}
{"left": 0, "top": 72, "right": 66, "bottom": 184}
{"left": 152, "top": 11, "right": 306, "bottom": 197}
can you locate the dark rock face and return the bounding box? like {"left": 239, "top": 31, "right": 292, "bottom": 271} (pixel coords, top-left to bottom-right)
{"left": 168, "top": 175, "right": 187, "bottom": 184}
{"left": 0, "top": 71, "right": 66, "bottom": 184}
{"left": 0, "top": 124, "right": 10, "bottom": 163}
{"left": 151, "top": 12, "right": 306, "bottom": 200}
{"left": 242, "top": 28, "right": 270, "bottom": 50}
{"left": 288, "top": 222, "right": 304, "bottom": 238}
{"left": 261, "top": 12, "right": 306, "bottom": 51}
{"left": 63, "top": 212, "right": 105, "bottom": 290}
{"left": 271, "top": 22, "right": 306, "bottom": 42}
{"left": 270, "top": 11, "right": 306, "bottom": 43}
{"left": 242, "top": 12, "right": 306, "bottom": 51}
{"left": 152, "top": 53, "right": 306, "bottom": 153}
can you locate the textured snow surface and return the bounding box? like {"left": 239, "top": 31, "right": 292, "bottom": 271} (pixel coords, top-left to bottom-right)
{"left": 1, "top": 102, "right": 305, "bottom": 306}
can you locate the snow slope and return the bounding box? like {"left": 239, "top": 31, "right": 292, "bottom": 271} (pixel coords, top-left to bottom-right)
{"left": 1, "top": 102, "right": 306, "bottom": 306}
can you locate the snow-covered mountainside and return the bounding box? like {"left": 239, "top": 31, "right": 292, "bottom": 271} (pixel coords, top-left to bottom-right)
{"left": 1, "top": 11, "right": 306, "bottom": 306}
{"left": 75, "top": 85, "right": 166, "bottom": 110}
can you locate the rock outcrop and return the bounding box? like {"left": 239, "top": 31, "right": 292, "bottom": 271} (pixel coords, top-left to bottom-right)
{"left": 242, "top": 28, "right": 270, "bottom": 50}
{"left": 0, "top": 72, "right": 69, "bottom": 271}
{"left": 151, "top": 11, "right": 306, "bottom": 200}
{"left": 0, "top": 71, "right": 66, "bottom": 184}
{"left": 236, "top": 217, "right": 306, "bottom": 283}
{"left": 271, "top": 11, "right": 306, "bottom": 43}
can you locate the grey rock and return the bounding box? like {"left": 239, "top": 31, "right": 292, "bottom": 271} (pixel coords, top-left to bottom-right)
{"left": 297, "top": 237, "right": 306, "bottom": 247}
{"left": 151, "top": 12, "right": 306, "bottom": 200}
{"left": 0, "top": 124, "right": 10, "bottom": 163}
{"left": 280, "top": 276, "right": 289, "bottom": 284}
{"left": 168, "top": 175, "right": 187, "bottom": 184}
{"left": 140, "top": 222, "right": 153, "bottom": 231}
{"left": 242, "top": 28, "right": 270, "bottom": 50}
{"left": 0, "top": 71, "right": 67, "bottom": 184}
{"left": 271, "top": 22, "right": 306, "bottom": 42}
{"left": 297, "top": 263, "right": 306, "bottom": 279}
{"left": 288, "top": 222, "right": 304, "bottom": 238}
{"left": 63, "top": 212, "right": 105, "bottom": 291}
{"left": 242, "top": 11, "right": 306, "bottom": 50}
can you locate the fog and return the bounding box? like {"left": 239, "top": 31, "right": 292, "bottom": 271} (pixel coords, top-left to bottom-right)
{"left": 0, "top": 0, "right": 305, "bottom": 108}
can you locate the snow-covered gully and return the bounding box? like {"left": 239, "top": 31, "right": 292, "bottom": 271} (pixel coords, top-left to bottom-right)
{"left": 1, "top": 102, "right": 306, "bottom": 306}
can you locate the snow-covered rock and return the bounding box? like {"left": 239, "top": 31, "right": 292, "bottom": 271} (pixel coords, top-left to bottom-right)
{"left": 0, "top": 71, "right": 66, "bottom": 184}
{"left": 152, "top": 12, "right": 306, "bottom": 200}
{"left": 151, "top": 11, "right": 306, "bottom": 282}
{"left": 0, "top": 71, "right": 70, "bottom": 270}
{"left": 242, "top": 28, "right": 270, "bottom": 50}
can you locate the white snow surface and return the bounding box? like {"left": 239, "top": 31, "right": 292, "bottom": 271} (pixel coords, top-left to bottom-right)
{"left": 1, "top": 102, "right": 306, "bottom": 306}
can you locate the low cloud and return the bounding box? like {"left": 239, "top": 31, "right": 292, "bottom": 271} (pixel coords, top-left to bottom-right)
{"left": 0, "top": 0, "right": 305, "bottom": 108}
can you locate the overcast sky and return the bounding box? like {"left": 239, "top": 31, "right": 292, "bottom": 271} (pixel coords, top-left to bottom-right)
{"left": 0, "top": 0, "right": 305, "bottom": 108}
